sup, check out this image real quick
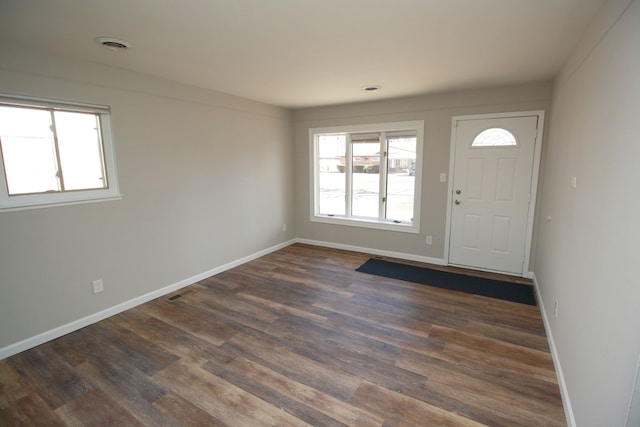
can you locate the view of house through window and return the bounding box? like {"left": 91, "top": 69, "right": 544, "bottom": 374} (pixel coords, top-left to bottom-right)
{"left": 313, "top": 121, "right": 423, "bottom": 232}
{"left": 0, "top": 95, "right": 120, "bottom": 210}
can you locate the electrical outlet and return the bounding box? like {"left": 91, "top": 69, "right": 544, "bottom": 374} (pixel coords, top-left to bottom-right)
{"left": 282, "top": 224, "right": 287, "bottom": 232}
{"left": 554, "top": 299, "right": 559, "bottom": 318}
{"left": 426, "top": 235, "right": 433, "bottom": 245}
{"left": 439, "top": 173, "right": 447, "bottom": 183}
{"left": 92, "top": 279, "right": 104, "bottom": 294}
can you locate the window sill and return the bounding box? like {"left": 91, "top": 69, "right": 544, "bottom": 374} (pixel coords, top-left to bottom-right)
{"left": 311, "top": 214, "right": 419, "bottom": 234}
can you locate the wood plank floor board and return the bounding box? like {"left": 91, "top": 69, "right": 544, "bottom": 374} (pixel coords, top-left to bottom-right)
{"left": 154, "top": 360, "right": 309, "bottom": 427}
{"left": 428, "top": 325, "right": 554, "bottom": 368}
{"left": 197, "top": 291, "right": 282, "bottom": 324}
{"left": 256, "top": 318, "right": 467, "bottom": 407}
{"left": 0, "top": 360, "right": 28, "bottom": 408}
{"left": 346, "top": 281, "right": 461, "bottom": 314}
{"left": 0, "top": 243, "right": 566, "bottom": 426}
{"left": 183, "top": 293, "right": 284, "bottom": 338}
{"left": 453, "top": 305, "right": 547, "bottom": 337}
{"left": 425, "top": 370, "right": 564, "bottom": 427}
{"left": 396, "top": 348, "right": 562, "bottom": 406}
{"left": 216, "top": 360, "right": 351, "bottom": 427}
{"left": 271, "top": 313, "right": 402, "bottom": 364}
{"left": 54, "top": 388, "right": 148, "bottom": 427}
{"left": 396, "top": 350, "right": 564, "bottom": 426}
{"left": 137, "top": 298, "right": 239, "bottom": 347}
{"left": 321, "top": 311, "right": 447, "bottom": 358}
{"left": 269, "top": 315, "right": 534, "bottom": 426}
{"left": 91, "top": 317, "right": 181, "bottom": 376}
{"left": 220, "top": 332, "right": 362, "bottom": 402}
{"left": 73, "top": 360, "right": 174, "bottom": 426}
{"left": 50, "top": 321, "right": 173, "bottom": 426}
{"left": 198, "top": 276, "right": 242, "bottom": 295}
{"left": 348, "top": 290, "right": 471, "bottom": 330}
{"left": 238, "top": 292, "right": 331, "bottom": 323}
{"left": 152, "top": 392, "right": 229, "bottom": 427}
{"left": 441, "top": 341, "right": 558, "bottom": 384}
{"left": 235, "top": 278, "right": 323, "bottom": 308}
{"left": 312, "top": 296, "right": 437, "bottom": 340}
{"left": 7, "top": 344, "right": 91, "bottom": 410}
{"left": 462, "top": 320, "right": 550, "bottom": 352}
{"left": 220, "top": 357, "right": 384, "bottom": 427}
{"left": 350, "top": 380, "right": 485, "bottom": 427}
{"left": 0, "top": 393, "right": 67, "bottom": 426}
{"left": 115, "top": 314, "right": 236, "bottom": 372}
{"left": 54, "top": 322, "right": 177, "bottom": 394}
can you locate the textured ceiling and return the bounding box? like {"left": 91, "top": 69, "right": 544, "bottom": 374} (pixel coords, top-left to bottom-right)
{"left": 0, "top": 0, "right": 607, "bottom": 108}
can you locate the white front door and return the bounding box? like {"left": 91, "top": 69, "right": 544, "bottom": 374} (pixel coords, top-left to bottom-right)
{"left": 447, "top": 114, "right": 541, "bottom": 276}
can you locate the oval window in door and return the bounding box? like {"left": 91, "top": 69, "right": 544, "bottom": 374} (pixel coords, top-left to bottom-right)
{"left": 472, "top": 128, "right": 517, "bottom": 147}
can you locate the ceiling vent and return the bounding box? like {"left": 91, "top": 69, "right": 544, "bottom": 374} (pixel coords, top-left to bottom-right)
{"left": 95, "top": 37, "right": 131, "bottom": 51}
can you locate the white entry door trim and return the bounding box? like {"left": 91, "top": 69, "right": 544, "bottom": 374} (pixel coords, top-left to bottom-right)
{"left": 444, "top": 111, "right": 544, "bottom": 278}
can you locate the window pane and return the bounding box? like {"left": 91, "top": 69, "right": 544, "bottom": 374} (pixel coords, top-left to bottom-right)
{"left": 55, "top": 111, "right": 107, "bottom": 191}
{"left": 386, "top": 137, "right": 416, "bottom": 222}
{"left": 318, "top": 135, "right": 345, "bottom": 215}
{"left": 472, "top": 128, "right": 516, "bottom": 147}
{"left": 0, "top": 96, "right": 121, "bottom": 210}
{"left": 0, "top": 106, "right": 60, "bottom": 195}
{"left": 352, "top": 141, "right": 379, "bottom": 218}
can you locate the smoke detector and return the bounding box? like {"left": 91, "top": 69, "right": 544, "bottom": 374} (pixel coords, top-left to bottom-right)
{"left": 95, "top": 37, "right": 131, "bottom": 51}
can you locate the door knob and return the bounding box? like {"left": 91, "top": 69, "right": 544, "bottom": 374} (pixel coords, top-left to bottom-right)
{"left": 455, "top": 189, "right": 461, "bottom": 195}
{"left": 455, "top": 199, "right": 461, "bottom": 205}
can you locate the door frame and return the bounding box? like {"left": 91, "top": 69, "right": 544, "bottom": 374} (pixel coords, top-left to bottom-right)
{"left": 443, "top": 111, "right": 545, "bottom": 278}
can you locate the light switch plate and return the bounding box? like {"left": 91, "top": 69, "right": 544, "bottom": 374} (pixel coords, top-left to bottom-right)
{"left": 92, "top": 279, "right": 104, "bottom": 294}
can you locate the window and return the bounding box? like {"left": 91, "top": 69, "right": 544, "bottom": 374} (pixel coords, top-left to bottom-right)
{"left": 0, "top": 95, "right": 121, "bottom": 210}
{"left": 310, "top": 121, "right": 423, "bottom": 233}
{"left": 472, "top": 128, "right": 517, "bottom": 147}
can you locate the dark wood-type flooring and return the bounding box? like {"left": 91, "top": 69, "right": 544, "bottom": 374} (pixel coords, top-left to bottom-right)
{"left": 0, "top": 243, "right": 566, "bottom": 426}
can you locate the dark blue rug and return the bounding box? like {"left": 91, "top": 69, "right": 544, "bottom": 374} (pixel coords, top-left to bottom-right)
{"left": 356, "top": 258, "right": 536, "bottom": 305}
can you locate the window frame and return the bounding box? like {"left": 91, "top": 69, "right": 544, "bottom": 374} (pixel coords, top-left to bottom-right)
{"left": 309, "top": 120, "right": 423, "bottom": 234}
{"left": 0, "top": 94, "right": 122, "bottom": 211}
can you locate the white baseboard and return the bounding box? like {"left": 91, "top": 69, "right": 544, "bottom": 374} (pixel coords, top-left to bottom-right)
{"left": 295, "top": 238, "right": 446, "bottom": 266}
{"left": 0, "top": 239, "right": 297, "bottom": 361}
{"left": 532, "top": 272, "right": 576, "bottom": 427}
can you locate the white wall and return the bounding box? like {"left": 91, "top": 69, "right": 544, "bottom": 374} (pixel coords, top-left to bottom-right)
{"left": 534, "top": 0, "right": 640, "bottom": 425}
{"left": 0, "top": 45, "right": 294, "bottom": 353}
{"left": 292, "top": 83, "right": 551, "bottom": 263}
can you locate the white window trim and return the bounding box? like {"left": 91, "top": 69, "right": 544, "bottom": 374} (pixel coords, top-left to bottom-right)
{"left": 309, "top": 120, "right": 423, "bottom": 234}
{"left": 0, "top": 94, "right": 122, "bottom": 212}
